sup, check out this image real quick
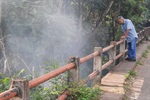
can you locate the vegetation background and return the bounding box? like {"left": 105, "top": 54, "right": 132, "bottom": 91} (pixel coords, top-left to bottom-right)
{"left": 0, "top": 0, "right": 150, "bottom": 99}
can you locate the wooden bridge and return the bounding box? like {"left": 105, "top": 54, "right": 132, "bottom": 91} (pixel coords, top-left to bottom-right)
{"left": 0, "top": 27, "right": 150, "bottom": 100}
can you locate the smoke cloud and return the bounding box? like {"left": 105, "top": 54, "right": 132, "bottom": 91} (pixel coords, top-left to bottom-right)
{"left": 1, "top": 0, "right": 109, "bottom": 80}
{"left": 1, "top": 0, "right": 88, "bottom": 76}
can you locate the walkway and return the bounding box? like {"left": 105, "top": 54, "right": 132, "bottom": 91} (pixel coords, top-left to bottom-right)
{"left": 100, "top": 41, "right": 150, "bottom": 100}
{"left": 130, "top": 51, "right": 150, "bottom": 100}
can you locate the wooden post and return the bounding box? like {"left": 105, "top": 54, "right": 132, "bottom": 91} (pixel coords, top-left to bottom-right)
{"left": 109, "top": 41, "right": 117, "bottom": 70}
{"left": 10, "top": 79, "right": 30, "bottom": 100}
{"left": 0, "top": 0, "right": 1, "bottom": 25}
{"left": 143, "top": 29, "right": 148, "bottom": 41}
{"left": 148, "top": 27, "right": 150, "bottom": 39}
{"left": 93, "top": 47, "right": 103, "bottom": 85}
{"left": 139, "top": 32, "right": 141, "bottom": 43}
{"left": 144, "top": 28, "right": 148, "bottom": 41}
{"left": 145, "top": 27, "right": 150, "bottom": 41}
{"left": 120, "top": 39, "right": 126, "bottom": 61}
{"left": 141, "top": 30, "right": 144, "bottom": 43}
{"left": 146, "top": 27, "right": 150, "bottom": 40}
{"left": 137, "top": 32, "right": 140, "bottom": 45}
{"left": 67, "top": 57, "right": 80, "bottom": 85}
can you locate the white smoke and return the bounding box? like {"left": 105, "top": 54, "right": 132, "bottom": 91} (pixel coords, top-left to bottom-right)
{"left": 1, "top": 0, "right": 88, "bottom": 76}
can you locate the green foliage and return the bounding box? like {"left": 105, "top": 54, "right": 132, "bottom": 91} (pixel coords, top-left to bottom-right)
{"left": 124, "top": 70, "right": 136, "bottom": 80}
{"left": 147, "top": 45, "right": 150, "bottom": 50}
{"left": 124, "top": 74, "right": 130, "bottom": 80}
{"left": 120, "top": 0, "right": 148, "bottom": 26}
{"left": 115, "top": 27, "right": 123, "bottom": 40}
{"left": 142, "top": 47, "right": 150, "bottom": 58}
{"left": 129, "top": 70, "right": 136, "bottom": 77}
{"left": 0, "top": 61, "right": 101, "bottom": 100}
{"left": 136, "top": 61, "right": 143, "bottom": 66}
{"left": 102, "top": 54, "right": 109, "bottom": 65}
{"left": 68, "top": 84, "right": 101, "bottom": 100}
{"left": 145, "top": 1, "right": 150, "bottom": 19}
{"left": 30, "top": 61, "right": 68, "bottom": 100}
{"left": 0, "top": 69, "right": 30, "bottom": 93}
{"left": 30, "top": 85, "right": 66, "bottom": 100}
{"left": 30, "top": 61, "right": 101, "bottom": 100}
{"left": 1, "top": 0, "right": 150, "bottom": 99}
{"left": 13, "top": 69, "right": 25, "bottom": 78}
{"left": 142, "top": 50, "right": 149, "bottom": 58}
{"left": 0, "top": 72, "right": 11, "bottom": 92}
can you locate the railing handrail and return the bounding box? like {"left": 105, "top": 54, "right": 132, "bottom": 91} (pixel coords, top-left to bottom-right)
{"left": 0, "top": 27, "right": 150, "bottom": 100}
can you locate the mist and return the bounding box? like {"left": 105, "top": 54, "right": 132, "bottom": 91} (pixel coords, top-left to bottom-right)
{"left": 0, "top": 0, "right": 86, "bottom": 76}
{"left": 0, "top": 0, "right": 110, "bottom": 80}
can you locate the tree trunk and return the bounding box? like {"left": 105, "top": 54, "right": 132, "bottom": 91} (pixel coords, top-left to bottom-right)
{"left": 92, "top": 0, "right": 114, "bottom": 34}
{"left": 58, "top": 0, "right": 64, "bottom": 14}
{"left": 78, "top": 0, "right": 83, "bottom": 32}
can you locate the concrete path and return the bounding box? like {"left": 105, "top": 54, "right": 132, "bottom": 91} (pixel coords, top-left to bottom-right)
{"left": 100, "top": 41, "right": 150, "bottom": 100}
{"left": 130, "top": 53, "right": 150, "bottom": 100}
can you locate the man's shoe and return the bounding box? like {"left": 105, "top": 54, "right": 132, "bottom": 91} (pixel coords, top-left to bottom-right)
{"left": 125, "top": 58, "right": 131, "bottom": 61}
{"left": 130, "top": 59, "right": 136, "bottom": 62}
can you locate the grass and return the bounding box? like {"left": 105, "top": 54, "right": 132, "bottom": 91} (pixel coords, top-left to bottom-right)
{"left": 129, "top": 70, "right": 136, "bottom": 77}
{"left": 124, "top": 70, "right": 136, "bottom": 80}
{"left": 136, "top": 60, "right": 143, "bottom": 66}
{"left": 147, "top": 45, "right": 150, "bottom": 50}
{"left": 142, "top": 50, "right": 148, "bottom": 58}
{"left": 123, "top": 70, "right": 137, "bottom": 100}
{"left": 123, "top": 45, "right": 150, "bottom": 100}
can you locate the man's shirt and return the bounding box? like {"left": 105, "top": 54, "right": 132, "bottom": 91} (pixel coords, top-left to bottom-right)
{"left": 122, "top": 19, "right": 138, "bottom": 43}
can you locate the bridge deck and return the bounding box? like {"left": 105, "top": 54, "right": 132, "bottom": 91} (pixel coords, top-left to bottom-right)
{"left": 100, "top": 41, "right": 150, "bottom": 100}
{"left": 131, "top": 50, "right": 150, "bottom": 100}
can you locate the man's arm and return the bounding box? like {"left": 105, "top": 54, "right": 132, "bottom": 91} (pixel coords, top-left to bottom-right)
{"left": 121, "top": 29, "right": 130, "bottom": 39}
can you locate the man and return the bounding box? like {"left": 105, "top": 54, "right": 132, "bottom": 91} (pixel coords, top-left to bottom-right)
{"left": 117, "top": 16, "right": 138, "bottom": 61}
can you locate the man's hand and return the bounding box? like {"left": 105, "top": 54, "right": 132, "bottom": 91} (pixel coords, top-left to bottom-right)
{"left": 121, "top": 29, "right": 130, "bottom": 39}
{"left": 121, "top": 34, "right": 126, "bottom": 39}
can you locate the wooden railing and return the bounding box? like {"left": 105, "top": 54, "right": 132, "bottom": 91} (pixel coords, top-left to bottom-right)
{"left": 0, "top": 27, "right": 150, "bottom": 100}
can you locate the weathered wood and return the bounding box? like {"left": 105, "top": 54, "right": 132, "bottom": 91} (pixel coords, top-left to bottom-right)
{"left": 143, "top": 29, "right": 148, "bottom": 41}
{"left": 10, "top": 79, "right": 30, "bottom": 100}
{"left": 67, "top": 57, "right": 80, "bottom": 85}
{"left": 0, "top": 0, "right": 1, "bottom": 25}
{"left": 140, "top": 30, "right": 144, "bottom": 43}
{"left": 120, "top": 39, "right": 126, "bottom": 60}
{"left": 93, "top": 47, "right": 103, "bottom": 85}
{"left": 145, "top": 28, "right": 150, "bottom": 40}
{"left": 109, "top": 41, "right": 117, "bottom": 70}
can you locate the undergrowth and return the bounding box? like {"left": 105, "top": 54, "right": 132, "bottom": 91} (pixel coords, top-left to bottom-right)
{"left": 0, "top": 61, "right": 101, "bottom": 100}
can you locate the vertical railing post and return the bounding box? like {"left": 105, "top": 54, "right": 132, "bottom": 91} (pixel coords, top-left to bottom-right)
{"left": 138, "top": 31, "right": 141, "bottom": 44}
{"left": 93, "top": 47, "right": 103, "bottom": 85}
{"left": 141, "top": 30, "right": 144, "bottom": 42}
{"left": 148, "top": 27, "right": 150, "bottom": 40}
{"left": 144, "top": 28, "right": 149, "bottom": 41}
{"left": 137, "top": 32, "right": 140, "bottom": 45}
{"left": 144, "top": 28, "right": 148, "bottom": 41}
{"left": 67, "top": 57, "right": 80, "bottom": 85}
{"left": 109, "top": 41, "right": 117, "bottom": 70}
{"left": 0, "top": 0, "right": 1, "bottom": 24}
{"left": 120, "top": 39, "right": 126, "bottom": 60}
{"left": 10, "top": 79, "right": 30, "bottom": 100}
{"left": 139, "top": 31, "right": 142, "bottom": 44}
{"left": 142, "top": 29, "right": 146, "bottom": 41}
{"left": 147, "top": 27, "right": 150, "bottom": 37}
